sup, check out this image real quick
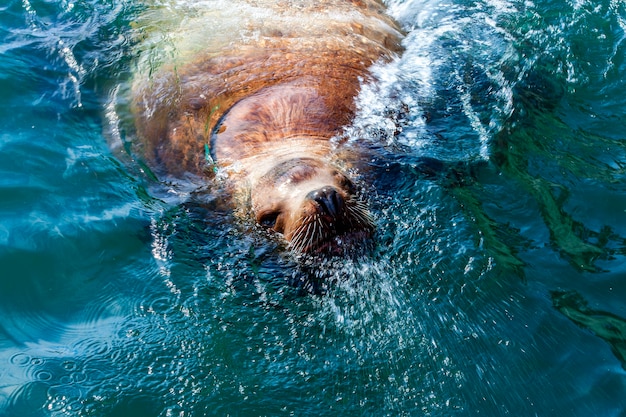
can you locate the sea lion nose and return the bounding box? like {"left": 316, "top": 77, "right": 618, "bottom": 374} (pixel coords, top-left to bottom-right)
{"left": 307, "top": 187, "right": 344, "bottom": 218}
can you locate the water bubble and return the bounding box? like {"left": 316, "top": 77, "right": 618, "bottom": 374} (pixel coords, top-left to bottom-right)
{"left": 62, "top": 360, "right": 77, "bottom": 371}
{"left": 9, "top": 353, "right": 31, "bottom": 367}
{"left": 33, "top": 369, "right": 53, "bottom": 382}
{"left": 45, "top": 384, "right": 84, "bottom": 415}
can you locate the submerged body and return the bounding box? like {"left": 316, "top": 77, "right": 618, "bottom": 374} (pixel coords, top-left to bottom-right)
{"left": 132, "top": 0, "right": 404, "bottom": 254}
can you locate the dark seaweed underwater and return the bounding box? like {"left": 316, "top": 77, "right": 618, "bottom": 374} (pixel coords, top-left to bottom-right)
{"left": 1, "top": 0, "right": 626, "bottom": 415}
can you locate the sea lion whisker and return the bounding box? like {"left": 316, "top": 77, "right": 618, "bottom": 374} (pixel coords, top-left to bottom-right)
{"left": 292, "top": 214, "right": 319, "bottom": 253}
{"left": 293, "top": 226, "right": 310, "bottom": 253}
{"left": 289, "top": 232, "right": 304, "bottom": 252}
{"left": 296, "top": 229, "right": 309, "bottom": 250}
{"left": 290, "top": 219, "right": 308, "bottom": 241}
{"left": 289, "top": 220, "right": 311, "bottom": 252}
{"left": 291, "top": 237, "right": 304, "bottom": 254}
{"left": 351, "top": 202, "right": 371, "bottom": 219}
{"left": 307, "top": 218, "right": 321, "bottom": 250}
{"left": 346, "top": 205, "right": 372, "bottom": 227}
{"left": 292, "top": 234, "right": 306, "bottom": 254}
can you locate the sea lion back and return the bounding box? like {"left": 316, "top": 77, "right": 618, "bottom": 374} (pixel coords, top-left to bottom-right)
{"left": 131, "top": 0, "right": 403, "bottom": 177}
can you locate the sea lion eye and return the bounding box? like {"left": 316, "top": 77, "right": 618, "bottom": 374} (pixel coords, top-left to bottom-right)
{"left": 258, "top": 211, "right": 279, "bottom": 229}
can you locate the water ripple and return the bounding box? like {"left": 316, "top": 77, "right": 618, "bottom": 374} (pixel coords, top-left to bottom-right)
{"left": 1, "top": 0, "right": 625, "bottom": 415}
{"left": 8, "top": 353, "right": 32, "bottom": 368}
{"left": 1, "top": 0, "right": 136, "bottom": 108}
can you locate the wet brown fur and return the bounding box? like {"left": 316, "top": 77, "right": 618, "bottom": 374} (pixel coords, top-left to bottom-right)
{"left": 131, "top": 0, "right": 404, "bottom": 255}
{"left": 132, "top": 0, "right": 404, "bottom": 178}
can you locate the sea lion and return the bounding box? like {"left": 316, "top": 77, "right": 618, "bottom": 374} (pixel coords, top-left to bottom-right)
{"left": 131, "top": 0, "right": 404, "bottom": 255}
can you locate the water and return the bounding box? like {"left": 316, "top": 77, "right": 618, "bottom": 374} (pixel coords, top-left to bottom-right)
{"left": 1, "top": 0, "right": 625, "bottom": 415}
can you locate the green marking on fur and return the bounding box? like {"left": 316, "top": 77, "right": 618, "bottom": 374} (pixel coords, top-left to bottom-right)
{"left": 204, "top": 104, "right": 220, "bottom": 135}
{"left": 205, "top": 143, "right": 217, "bottom": 174}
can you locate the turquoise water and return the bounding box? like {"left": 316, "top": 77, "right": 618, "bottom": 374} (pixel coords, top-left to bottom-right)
{"left": 1, "top": 0, "right": 626, "bottom": 415}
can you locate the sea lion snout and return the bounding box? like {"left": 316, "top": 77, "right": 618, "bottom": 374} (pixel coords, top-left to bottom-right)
{"left": 286, "top": 183, "right": 374, "bottom": 256}
{"left": 306, "top": 186, "right": 345, "bottom": 219}
{"left": 247, "top": 156, "right": 376, "bottom": 255}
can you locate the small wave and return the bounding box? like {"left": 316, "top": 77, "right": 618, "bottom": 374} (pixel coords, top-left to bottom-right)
{"left": 5, "top": 0, "right": 135, "bottom": 109}
{"left": 351, "top": 0, "right": 522, "bottom": 164}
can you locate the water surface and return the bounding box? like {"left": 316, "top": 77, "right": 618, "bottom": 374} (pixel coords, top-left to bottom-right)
{"left": 1, "top": 0, "right": 625, "bottom": 415}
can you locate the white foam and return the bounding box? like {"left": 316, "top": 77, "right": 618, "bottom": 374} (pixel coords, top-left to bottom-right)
{"left": 353, "top": 0, "right": 522, "bottom": 160}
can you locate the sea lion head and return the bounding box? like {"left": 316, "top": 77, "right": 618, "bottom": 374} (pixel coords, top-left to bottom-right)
{"left": 249, "top": 157, "right": 374, "bottom": 256}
